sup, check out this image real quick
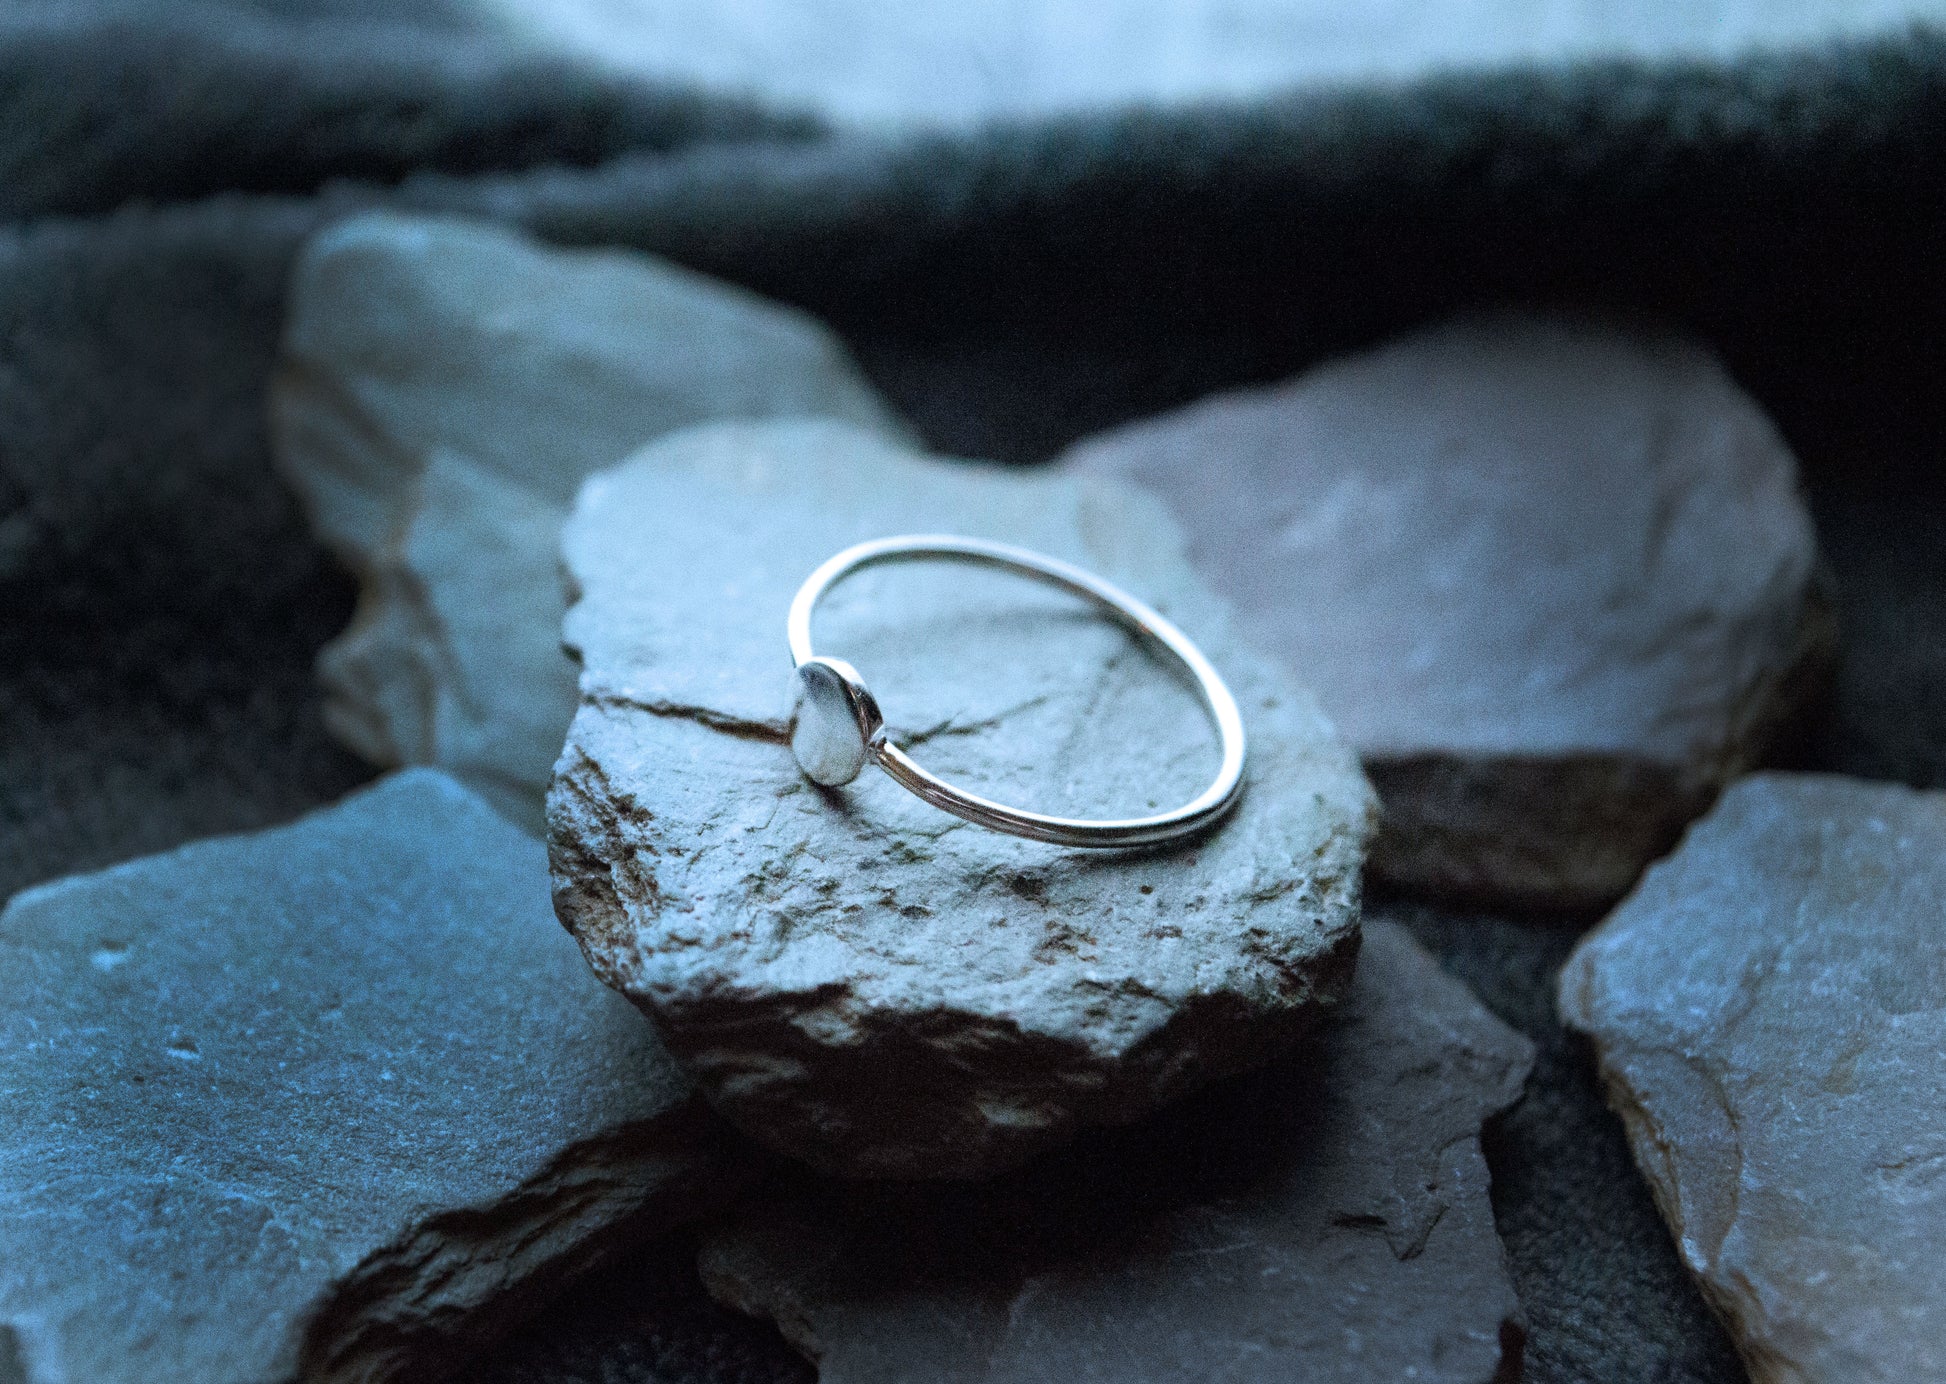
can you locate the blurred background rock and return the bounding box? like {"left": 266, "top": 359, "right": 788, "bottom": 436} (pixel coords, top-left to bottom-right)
{"left": 17, "top": 0, "right": 1946, "bottom": 127}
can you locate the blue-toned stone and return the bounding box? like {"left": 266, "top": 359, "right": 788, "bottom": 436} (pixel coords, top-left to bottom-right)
{"left": 0, "top": 770, "right": 750, "bottom": 1384}
{"left": 549, "top": 419, "right": 1375, "bottom": 1179}
{"left": 1066, "top": 315, "right": 1830, "bottom": 908}
{"left": 271, "top": 211, "right": 909, "bottom": 832}
{"left": 700, "top": 923, "right": 1533, "bottom": 1384}
{"left": 1562, "top": 774, "right": 1946, "bottom": 1384}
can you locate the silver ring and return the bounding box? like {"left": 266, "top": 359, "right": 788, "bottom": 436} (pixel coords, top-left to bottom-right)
{"left": 787, "top": 535, "right": 1247, "bottom": 848}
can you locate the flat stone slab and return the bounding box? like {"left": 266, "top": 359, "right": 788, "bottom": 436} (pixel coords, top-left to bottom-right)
{"left": 548, "top": 418, "right": 1374, "bottom": 1178}
{"left": 1561, "top": 773, "right": 1946, "bottom": 1384}
{"left": 697, "top": 921, "right": 1533, "bottom": 1383}
{"left": 0, "top": 770, "right": 751, "bottom": 1384}
{"left": 270, "top": 210, "right": 907, "bottom": 832}
{"left": 1064, "top": 315, "right": 1832, "bottom": 908}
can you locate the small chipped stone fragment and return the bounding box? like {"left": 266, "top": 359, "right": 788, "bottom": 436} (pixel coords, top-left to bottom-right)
{"left": 0, "top": 770, "right": 750, "bottom": 1384}
{"left": 1561, "top": 773, "right": 1946, "bottom": 1384}
{"left": 698, "top": 922, "right": 1533, "bottom": 1384}
{"left": 1064, "top": 314, "right": 1832, "bottom": 908}
{"left": 548, "top": 418, "right": 1375, "bottom": 1179}
{"left": 270, "top": 210, "right": 909, "bottom": 831}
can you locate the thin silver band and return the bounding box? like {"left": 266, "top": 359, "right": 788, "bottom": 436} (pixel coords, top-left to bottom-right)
{"left": 786, "top": 534, "right": 1246, "bottom": 848}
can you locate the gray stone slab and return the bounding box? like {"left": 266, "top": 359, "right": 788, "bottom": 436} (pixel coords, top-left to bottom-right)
{"left": 270, "top": 211, "right": 909, "bottom": 831}
{"left": 0, "top": 770, "right": 752, "bottom": 1384}
{"left": 548, "top": 418, "right": 1375, "bottom": 1179}
{"left": 696, "top": 921, "right": 1533, "bottom": 1384}
{"left": 1063, "top": 314, "right": 1833, "bottom": 909}
{"left": 1385, "top": 901, "right": 1749, "bottom": 1383}
{"left": 1561, "top": 772, "right": 1946, "bottom": 1384}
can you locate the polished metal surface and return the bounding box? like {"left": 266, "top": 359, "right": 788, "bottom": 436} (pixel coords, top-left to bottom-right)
{"left": 787, "top": 534, "right": 1246, "bottom": 847}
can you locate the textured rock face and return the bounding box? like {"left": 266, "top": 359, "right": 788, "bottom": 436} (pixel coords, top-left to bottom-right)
{"left": 270, "top": 210, "right": 906, "bottom": 831}
{"left": 1064, "top": 315, "right": 1832, "bottom": 907}
{"left": 697, "top": 921, "right": 1533, "bottom": 1383}
{"left": 0, "top": 770, "right": 751, "bottom": 1384}
{"left": 548, "top": 418, "right": 1375, "bottom": 1179}
{"left": 1561, "top": 773, "right": 1946, "bottom": 1384}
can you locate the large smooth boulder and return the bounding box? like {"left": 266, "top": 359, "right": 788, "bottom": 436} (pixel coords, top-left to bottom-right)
{"left": 548, "top": 418, "right": 1375, "bottom": 1178}
{"left": 1561, "top": 773, "right": 1946, "bottom": 1384}
{"left": 0, "top": 771, "right": 752, "bottom": 1384}
{"left": 270, "top": 211, "right": 908, "bottom": 831}
{"left": 1064, "top": 315, "right": 1832, "bottom": 907}
{"left": 697, "top": 921, "right": 1533, "bottom": 1384}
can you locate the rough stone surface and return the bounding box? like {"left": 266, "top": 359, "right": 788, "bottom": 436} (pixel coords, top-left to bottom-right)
{"left": 1064, "top": 314, "right": 1834, "bottom": 909}
{"left": 548, "top": 418, "right": 1375, "bottom": 1179}
{"left": 270, "top": 210, "right": 908, "bottom": 831}
{"left": 0, "top": 770, "right": 752, "bottom": 1384}
{"left": 1561, "top": 772, "right": 1946, "bottom": 1384}
{"left": 28, "top": 112, "right": 1946, "bottom": 1380}
{"left": 1389, "top": 900, "right": 1751, "bottom": 1383}
{"left": 695, "top": 921, "right": 1532, "bottom": 1383}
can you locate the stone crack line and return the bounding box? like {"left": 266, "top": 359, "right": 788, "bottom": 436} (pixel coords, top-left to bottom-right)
{"left": 901, "top": 692, "right": 1055, "bottom": 747}
{"left": 586, "top": 689, "right": 790, "bottom": 744}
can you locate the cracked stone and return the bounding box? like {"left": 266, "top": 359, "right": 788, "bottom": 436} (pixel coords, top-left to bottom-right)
{"left": 696, "top": 921, "right": 1534, "bottom": 1383}
{"left": 0, "top": 770, "right": 752, "bottom": 1384}
{"left": 547, "top": 418, "right": 1375, "bottom": 1179}
{"left": 1561, "top": 773, "right": 1946, "bottom": 1384}
{"left": 1063, "top": 314, "right": 1833, "bottom": 908}
{"left": 270, "top": 210, "right": 909, "bottom": 832}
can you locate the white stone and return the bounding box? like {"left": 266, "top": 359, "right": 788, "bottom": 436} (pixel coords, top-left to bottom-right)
{"left": 271, "top": 210, "right": 909, "bottom": 832}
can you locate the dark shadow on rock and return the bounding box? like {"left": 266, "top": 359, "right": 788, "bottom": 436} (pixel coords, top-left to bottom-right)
{"left": 774, "top": 1046, "right": 1332, "bottom": 1287}
{"left": 474, "top": 1232, "right": 813, "bottom": 1384}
